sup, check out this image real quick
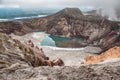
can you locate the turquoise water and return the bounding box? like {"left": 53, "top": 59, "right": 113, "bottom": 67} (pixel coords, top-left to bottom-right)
{"left": 41, "top": 35, "right": 84, "bottom": 48}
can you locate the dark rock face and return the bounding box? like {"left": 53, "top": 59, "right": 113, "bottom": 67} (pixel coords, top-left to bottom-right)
{"left": 0, "top": 8, "right": 120, "bottom": 50}
{"left": 0, "top": 21, "right": 32, "bottom": 35}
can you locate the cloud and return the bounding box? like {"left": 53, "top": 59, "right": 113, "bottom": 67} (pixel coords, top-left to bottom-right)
{"left": 0, "top": 0, "right": 81, "bottom": 8}
{"left": 0, "top": 0, "right": 120, "bottom": 20}
{"left": 0, "top": 5, "right": 20, "bottom": 8}
{"left": 0, "top": 0, "right": 119, "bottom": 8}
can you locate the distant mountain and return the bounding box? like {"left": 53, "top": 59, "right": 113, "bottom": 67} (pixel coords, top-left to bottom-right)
{"left": 30, "top": 8, "right": 119, "bottom": 51}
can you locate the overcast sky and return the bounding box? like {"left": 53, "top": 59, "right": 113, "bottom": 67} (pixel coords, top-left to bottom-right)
{"left": 0, "top": 0, "right": 119, "bottom": 9}
{"left": 0, "top": 0, "right": 119, "bottom": 20}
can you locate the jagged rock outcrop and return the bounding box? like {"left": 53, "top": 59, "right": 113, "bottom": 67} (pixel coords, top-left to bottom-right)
{"left": 0, "top": 8, "right": 120, "bottom": 50}
{"left": 0, "top": 33, "right": 64, "bottom": 69}
{"left": 81, "top": 46, "right": 120, "bottom": 64}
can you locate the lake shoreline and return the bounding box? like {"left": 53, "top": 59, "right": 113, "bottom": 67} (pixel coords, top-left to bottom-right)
{"left": 11, "top": 32, "right": 102, "bottom": 66}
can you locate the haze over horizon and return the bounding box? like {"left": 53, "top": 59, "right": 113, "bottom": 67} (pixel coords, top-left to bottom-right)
{"left": 0, "top": 0, "right": 120, "bottom": 20}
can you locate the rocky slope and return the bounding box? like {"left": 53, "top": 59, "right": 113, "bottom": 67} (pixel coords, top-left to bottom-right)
{"left": 0, "top": 33, "right": 120, "bottom": 80}
{"left": 0, "top": 57, "right": 120, "bottom": 80}
{"left": 81, "top": 46, "right": 120, "bottom": 64}
{"left": 0, "top": 21, "right": 32, "bottom": 35}
{"left": 0, "top": 33, "right": 64, "bottom": 69}
{"left": 0, "top": 8, "right": 120, "bottom": 50}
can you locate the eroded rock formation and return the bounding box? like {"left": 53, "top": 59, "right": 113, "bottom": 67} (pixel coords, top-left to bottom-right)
{"left": 0, "top": 33, "right": 64, "bottom": 69}
{"left": 81, "top": 46, "right": 120, "bottom": 64}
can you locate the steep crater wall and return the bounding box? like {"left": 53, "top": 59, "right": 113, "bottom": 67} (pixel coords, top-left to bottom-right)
{"left": 0, "top": 8, "right": 120, "bottom": 50}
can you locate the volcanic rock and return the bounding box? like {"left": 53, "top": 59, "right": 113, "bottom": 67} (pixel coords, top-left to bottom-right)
{"left": 0, "top": 33, "right": 64, "bottom": 69}
{"left": 0, "top": 58, "right": 120, "bottom": 80}
{"left": 81, "top": 46, "right": 120, "bottom": 64}
{"left": 0, "top": 21, "right": 32, "bottom": 35}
